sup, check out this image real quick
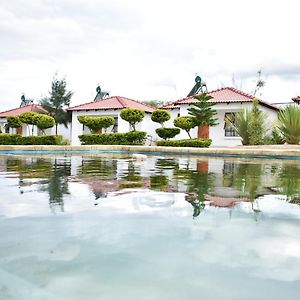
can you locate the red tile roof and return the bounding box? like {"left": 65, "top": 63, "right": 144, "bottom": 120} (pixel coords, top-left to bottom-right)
{"left": 68, "top": 96, "right": 155, "bottom": 112}
{"left": 162, "top": 87, "right": 278, "bottom": 110}
{"left": 0, "top": 104, "right": 48, "bottom": 118}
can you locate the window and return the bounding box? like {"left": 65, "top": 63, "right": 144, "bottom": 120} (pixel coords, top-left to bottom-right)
{"left": 224, "top": 113, "right": 238, "bottom": 137}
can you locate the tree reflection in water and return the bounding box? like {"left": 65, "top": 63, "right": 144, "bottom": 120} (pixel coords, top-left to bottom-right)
{"left": 2, "top": 155, "right": 300, "bottom": 218}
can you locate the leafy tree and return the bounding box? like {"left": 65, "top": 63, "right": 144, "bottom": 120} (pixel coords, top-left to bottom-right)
{"left": 247, "top": 99, "right": 266, "bottom": 145}
{"left": 151, "top": 109, "right": 170, "bottom": 127}
{"left": 252, "top": 70, "right": 266, "bottom": 97}
{"left": 277, "top": 104, "right": 300, "bottom": 144}
{"left": 40, "top": 75, "right": 73, "bottom": 135}
{"left": 7, "top": 116, "right": 22, "bottom": 129}
{"left": 174, "top": 116, "right": 195, "bottom": 139}
{"left": 155, "top": 128, "right": 180, "bottom": 140}
{"left": 120, "top": 108, "right": 145, "bottom": 131}
{"left": 188, "top": 93, "right": 218, "bottom": 128}
{"left": 20, "top": 112, "right": 39, "bottom": 135}
{"left": 77, "top": 116, "right": 115, "bottom": 133}
{"left": 142, "top": 100, "right": 164, "bottom": 108}
{"left": 34, "top": 114, "right": 55, "bottom": 134}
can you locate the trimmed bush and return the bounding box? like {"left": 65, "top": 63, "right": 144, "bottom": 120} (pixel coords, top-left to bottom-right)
{"left": 19, "top": 112, "right": 39, "bottom": 125}
{"left": 79, "top": 131, "right": 147, "bottom": 145}
{"left": 77, "top": 116, "right": 115, "bottom": 133}
{"left": 34, "top": 114, "right": 55, "bottom": 134}
{"left": 151, "top": 109, "right": 171, "bottom": 126}
{"left": 157, "top": 138, "right": 212, "bottom": 148}
{"left": 7, "top": 116, "right": 22, "bottom": 128}
{"left": 0, "top": 134, "right": 20, "bottom": 145}
{"left": 120, "top": 108, "right": 145, "bottom": 131}
{"left": 0, "top": 134, "right": 63, "bottom": 145}
{"left": 174, "top": 116, "right": 195, "bottom": 139}
{"left": 155, "top": 128, "right": 180, "bottom": 140}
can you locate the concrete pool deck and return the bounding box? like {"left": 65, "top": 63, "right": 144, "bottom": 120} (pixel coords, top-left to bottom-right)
{"left": 0, "top": 144, "right": 300, "bottom": 159}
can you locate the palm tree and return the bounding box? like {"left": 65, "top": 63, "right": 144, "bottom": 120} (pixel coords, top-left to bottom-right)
{"left": 40, "top": 75, "right": 73, "bottom": 135}
{"left": 277, "top": 104, "right": 300, "bottom": 144}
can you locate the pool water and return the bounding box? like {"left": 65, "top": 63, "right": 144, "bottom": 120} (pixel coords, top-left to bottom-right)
{"left": 0, "top": 153, "right": 300, "bottom": 300}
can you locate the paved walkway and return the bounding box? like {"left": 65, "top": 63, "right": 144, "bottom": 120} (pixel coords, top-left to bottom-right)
{"left": 0, "top": 144, "right": 300, "bottom": 158}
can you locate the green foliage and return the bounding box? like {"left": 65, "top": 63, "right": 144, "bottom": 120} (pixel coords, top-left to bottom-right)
{"left": 142, "top": 100, "right": 164, "bottom": 108}
{"left": 40, "top": 75, "right": 73, "bottom": 134}
{"left": 34, "top": 114, "right": 55, "bottom": 134}
{"left": 174, "top": 116, "right": 195, "bottom": 139}
{"left": 151, "top": 109, "right": 171, "bottom": 127}
{"left": 19, "top": 112, "right": 39, "bottom": 125}
{"left": 277, "top": 104, "right": 300, "bottom": 144}
{"left": 188, "top": 93, "right": 218, "bottom": 127}
{"left": 78, "top": 131, "right": 147, "bottom": 145}
{"left": 120, "top": 108, "right": 145, "bottom": 131}
{"left": 0, "top": 134, "right": 20, "bottom": 145}
{"left": 155, "top": 127, "right": 180, "bottom": 140}
{"left": 157, "top": 138, "right": 212, "bottom": 148}
{"left": 264, "top": 128, "right": 286, "bottom": 145}
{"left": 247, "top": 99, "right": 266, "bottom": 145}
{"left": 77, "top": 116, "right": 115, "bottom": 133}
{"left": 0, "top": 134, "right": 63, "bottom": 145}
{"left": 7, "top": 116, "right": 22, "bottom": 128}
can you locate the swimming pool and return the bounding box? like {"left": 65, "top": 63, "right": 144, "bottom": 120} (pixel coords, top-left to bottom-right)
{"left": 0, "top": 153, "right": 299, "bottom": 299}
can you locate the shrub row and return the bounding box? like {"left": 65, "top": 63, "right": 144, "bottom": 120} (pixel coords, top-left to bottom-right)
{"left": 0, "top": 134, "right": 63, "bottom": 145}
{"left": 79, "top": 131, "right": 147, "bottom": 145}
{"left": 156, "top": 138, "right": 212, "bottom": 148}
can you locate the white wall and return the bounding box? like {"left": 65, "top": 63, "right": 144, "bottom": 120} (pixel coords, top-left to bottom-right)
{"left": 164, "top": 102, "right": 278, "bottom": 147}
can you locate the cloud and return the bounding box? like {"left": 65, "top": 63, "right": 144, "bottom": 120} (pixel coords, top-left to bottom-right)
{"left": 0, "top": 0, "right": 300, "bottom": 110}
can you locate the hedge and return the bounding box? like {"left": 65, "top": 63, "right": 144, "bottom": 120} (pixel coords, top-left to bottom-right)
{"left": 79, "top": 131, "right": 147, "bottom": 145}
{"left": 156, "top": 138, "right": 212, "bottom": 148}
{"left": 0, "top": 134, "right": 63, "bottom": 145}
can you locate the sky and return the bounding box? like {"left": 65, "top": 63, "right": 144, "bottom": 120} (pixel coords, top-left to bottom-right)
{"left": 0, "top": 0, "right": 300, "bottom": 111}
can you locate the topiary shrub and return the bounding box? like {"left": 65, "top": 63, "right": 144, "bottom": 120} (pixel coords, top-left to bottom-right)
{"left": 174, "top": 116, "right": 196, "bottom": 139}
{"left": 7, "top": 116, "right": 23, "bottom": 129}
{"left": 155, "top": 128, "right": 180, "bottom": 140}
{"left": 120, "top": 108, "right": 145, "bottom": 131}
{"left": 77, "top": 116, "right": 115, "bottom": 133}
{"left": 33, "top": 114, "right": 55, "bottom": 134}
{"left": 157, "top": 138, "right": 212, "bottom": 148}
{"left": 19, "top": 112, "right": 39, "bottom": 125}
{"left": 78, "top": 131, "right": 147, "bottom": 145}
{"left": 151, "top": 109, "right": 171, "bottom": 127}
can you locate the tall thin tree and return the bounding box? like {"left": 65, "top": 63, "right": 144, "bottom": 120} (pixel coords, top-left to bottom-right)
{"left": 40, "top": 75, "right": 73, "bottom": 135}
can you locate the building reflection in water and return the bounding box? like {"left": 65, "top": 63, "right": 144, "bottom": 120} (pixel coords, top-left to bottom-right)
{"left": 1, "top": 154, "right": 300, "bottom": 217}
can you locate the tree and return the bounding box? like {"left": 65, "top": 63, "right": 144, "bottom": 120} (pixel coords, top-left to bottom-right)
{"left": 142, "top": 100, "right": 164, "bottom": 108}
{"left": 188, "top": 93, "right": 218, "bottom": 127}
{"left": 7, "top": 116, "right": 22, "bottom": 129}
{"left": 247, "top": 99, "right": 266, "bottom": 145}
{"left": 174, "top": 116, "right": 195, "bottom": 139}
{"left": 151, "top": 109, "right": 170, "bottom": 127}
{"left": 40, "top": 75, "right": 73, "bottom": 135}
{"left": 34, "top": 114, "right": 55, "bottom": 135}
{"left": 277, "top": 104, "right": 300, "bottom": 144}
{"left": 77, "top": 116, "right": 115, "bottom": 133}
{"left": 20, "top": 112, "right": 39, "bottom": 135}
{"left": 252, "top": 70, "right": 266, "bottom": 97}
{"left": 120, "top": 108, "right": 145, "bottom": 131}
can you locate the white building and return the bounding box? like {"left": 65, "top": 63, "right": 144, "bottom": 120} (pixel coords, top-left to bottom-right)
{"left": 0, "top": 104, "right": 71, "bottom": 140}
{"left": 162, "top": 87, "right": 279, "bottom": 146}
{"left": 68, "top": 96, "right": 155, "bottom": 146}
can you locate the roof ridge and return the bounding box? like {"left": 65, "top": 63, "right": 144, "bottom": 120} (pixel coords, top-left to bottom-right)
{"left": 68, "top": 96, "right": 115, "bottom": 110}
{"left": 0, "top": 104, "right": 39, "bottom": 115}
{"left": 115, "top": 96, "right": 127, "bottom": 108}
{"left": 116, "top": 96, "right": 156, "bottom": 110}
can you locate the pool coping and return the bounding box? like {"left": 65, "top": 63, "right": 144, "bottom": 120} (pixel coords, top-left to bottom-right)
{"left": 1, "top": 145, "right": 300, "bottom": 159}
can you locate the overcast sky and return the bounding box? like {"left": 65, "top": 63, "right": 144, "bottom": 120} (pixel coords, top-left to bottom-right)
{"left": 1, "top": 0, "right": 300, "bottom": 111}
